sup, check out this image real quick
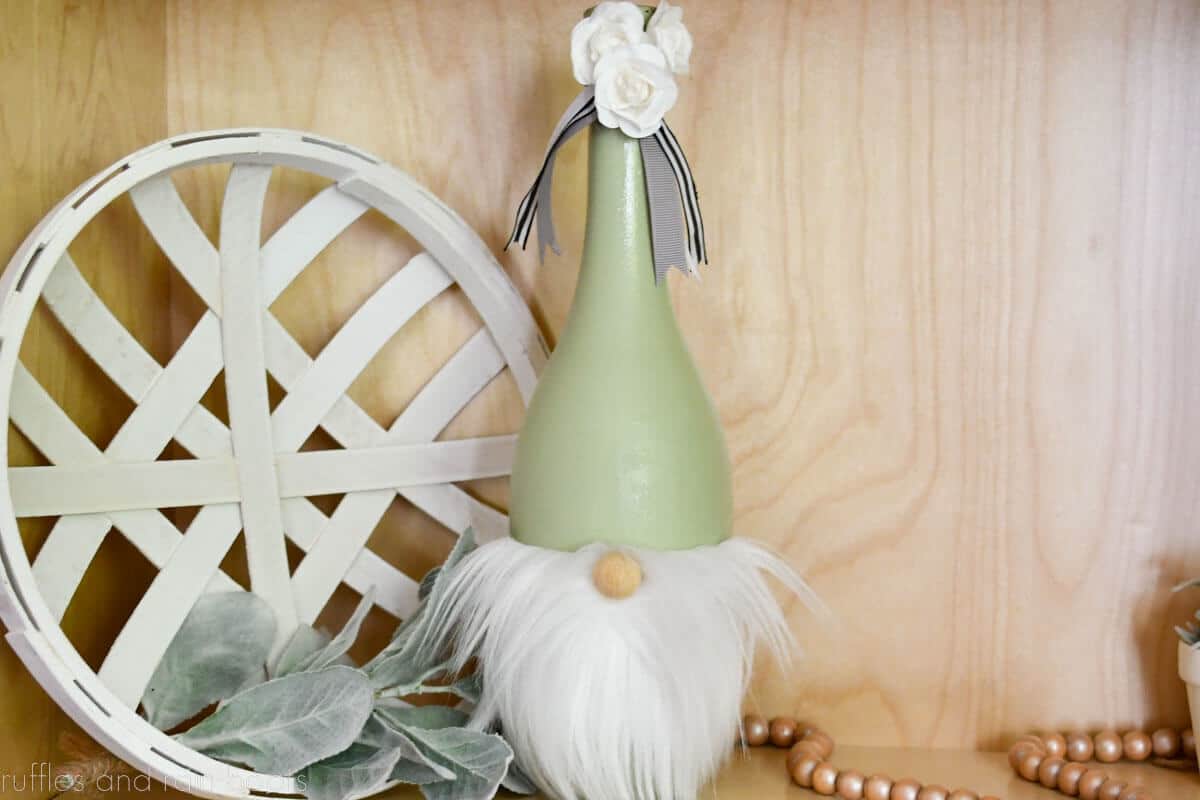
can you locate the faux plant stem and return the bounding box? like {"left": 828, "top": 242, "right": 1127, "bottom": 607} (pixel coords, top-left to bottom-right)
{"left": 509, "top": 123, "right": 732, "bottom": 551}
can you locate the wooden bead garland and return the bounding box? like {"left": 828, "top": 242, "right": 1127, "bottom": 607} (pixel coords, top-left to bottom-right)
{"left": 742, "top": 714, "right": 1197, "bottom": 800}
{"left": 1001, "top": 728, "right": 1196, "bottom": 799}
{"left": 742, "top": 717, "right": 999, "bottom": 800}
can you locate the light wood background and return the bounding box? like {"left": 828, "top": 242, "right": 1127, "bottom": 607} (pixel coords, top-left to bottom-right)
{"left": 2, "top": 0, "right": 1200, "bottom": 791}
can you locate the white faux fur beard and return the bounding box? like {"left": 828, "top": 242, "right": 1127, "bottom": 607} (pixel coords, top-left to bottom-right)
{"left": 423, "top": 537, "right": 823, "bottom": 800}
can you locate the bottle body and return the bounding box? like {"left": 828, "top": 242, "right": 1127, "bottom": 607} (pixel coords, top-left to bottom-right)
{"left": 509, "top": 123, "right": 732, "bottom": 551}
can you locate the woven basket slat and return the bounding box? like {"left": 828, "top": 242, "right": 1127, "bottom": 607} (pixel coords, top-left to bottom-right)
{"left": 0, "top": 128, "right": 545, "bottom": 797}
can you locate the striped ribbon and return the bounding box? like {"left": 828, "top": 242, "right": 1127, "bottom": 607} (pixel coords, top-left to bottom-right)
{"left": 505, "top": 87, "right": 708, "bottom": 283}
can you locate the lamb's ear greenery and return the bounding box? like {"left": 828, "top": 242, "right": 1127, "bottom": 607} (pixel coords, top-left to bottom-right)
{"left": 291, "top": 587, "right": 377, "bottom": 674}
{"left": 298, "top": 741, "right": 401, "bottom": 800}
{"left": 142, "top": 592, "right": 275, "bottom": 730}
{"left": 407, "top": 728, "right": 512, "bottom": 800}
{"left": 174, "top": 666, "right": 374, "bottom": 776}
{"left": 501, "top": 758, "right": 538, "bottom": 795}
{"left": 273, "top": 625, "right": 331, "bottom": 679}
{"left": 164, "top": 529, "right": 513, "bottom": 800}
{"left": 368, "top": 530, "right": 477, "bottom": 672}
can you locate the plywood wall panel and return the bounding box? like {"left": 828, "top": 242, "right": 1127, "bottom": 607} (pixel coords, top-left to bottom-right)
{"left": 0, "top": 0, "right": 169, "bottom": 792}
{"left": 2, "top": 1, "right": 1200, "bottom": 776}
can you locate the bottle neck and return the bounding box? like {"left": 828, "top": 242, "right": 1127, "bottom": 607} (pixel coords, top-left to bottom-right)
{"left": 572, "top": 123, "right": 672, "bottom": 318}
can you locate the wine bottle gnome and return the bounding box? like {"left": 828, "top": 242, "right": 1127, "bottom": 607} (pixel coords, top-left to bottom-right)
{"left": 423, "top": 4, "right": 825, "bottom": 799}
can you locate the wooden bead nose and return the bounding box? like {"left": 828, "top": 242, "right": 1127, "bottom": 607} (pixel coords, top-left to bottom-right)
{"left": 592, "top": 550, "right": 643, "bottom": 599}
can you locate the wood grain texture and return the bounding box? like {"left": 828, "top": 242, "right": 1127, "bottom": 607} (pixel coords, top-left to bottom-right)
{"left": 0, "top": 0, "right": 168, "bottom": 791}
{"left": 3, "top": 2, "right": 1200, "bottom": 790}
{"left": 165, "top": 0, "right": 1200, "bottom": 748}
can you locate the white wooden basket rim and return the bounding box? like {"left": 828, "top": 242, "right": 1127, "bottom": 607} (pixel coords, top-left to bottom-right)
{"left": 0, "top": 127, "right": 546, "bottom": 799}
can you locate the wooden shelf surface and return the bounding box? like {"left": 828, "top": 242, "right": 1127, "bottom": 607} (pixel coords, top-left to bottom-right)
{"left": 702, "top": 747, "right": 1200, "bottom": 798}
{"left": 71, "top": 745, "right": 1200, "bottom": 797}
{"left": 371, "top": 747, "right": 1200, "bottom": 798}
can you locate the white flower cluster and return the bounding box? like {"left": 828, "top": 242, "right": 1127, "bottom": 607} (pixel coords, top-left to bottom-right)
{"left": 571, "top": 1, "right": 693, "bottom": 138}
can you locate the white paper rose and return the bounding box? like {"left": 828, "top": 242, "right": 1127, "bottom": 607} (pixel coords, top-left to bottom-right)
{"left": 647, "top": 1, "right": 692, "bottom": 75}
{"left": 593, "top": 43, "right": 679, "bottom": 138}
{"left": 570, "top": 2, "right": 648, "bottom": 85}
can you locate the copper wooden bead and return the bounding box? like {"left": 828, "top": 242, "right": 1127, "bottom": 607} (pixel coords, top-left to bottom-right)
{"left": 864, "top": 775, "right": 892, "bottom": 800}
{"left": 789, "top": 756, "right": 820, "bottom": 788}
{"left": 1037, "top": 756, "right": 1066, "bottom": 788}
{"left": 742, "top": 714, "right": 769, "bottom": 747}
{"left": 789, "top": 740, "right": 825, "bottom": 766}
{"left": 1151, "top": 727, "right": 1180, "bottom": 758}
{"left": 1013, "top": 734, "right": 1046, "bottom": 752}
{"left": 810, "top": 762, "right": 839, "bottom": 795}
{"left": 1094, "top": 730, "right": 1124, "bottom": 763}
{"left": 806, "top": 730, "right": 835, "bottom": 759}
{"left": 836, "top": 769, "right": 866, "bottom": 800}
{"left": 1067, "top": 731, "right": 1095, "bottom": 762}
{"left": 1122, "top": 731, "right": 1152, "bottom": 762}
{"left": 799, "top": 738, "right": 821, "bottom": 759}
{"left": 1017, "top": 751, "right": 1044, "bottom": 781}
{"left": 1008, "top": 743, "right": 1037, "bottom": 771}
{"left": 890, "top": 778, "right": 922, "bottom": 800}
{"left": 751, "top": 719, "right": 1181, "bottom": 800}
{"left": 1183, "top": 728, "right": 1196, "bottom": 757}
{"left": 769, "top": 717, "right": 797, "bottom": 748}
{"left": 1058, "top": 761, "right": 1087, "bottom": 794}
{"left": 1043, "top": 733, "right": 1068, "bottom": 758}
{"left": 1078, "top": 769, "right": 1108, "bottom": 800}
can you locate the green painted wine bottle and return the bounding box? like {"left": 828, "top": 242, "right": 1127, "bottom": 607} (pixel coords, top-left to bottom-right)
{"left": 509, "top": 123, "right": 732, "bottom": 552}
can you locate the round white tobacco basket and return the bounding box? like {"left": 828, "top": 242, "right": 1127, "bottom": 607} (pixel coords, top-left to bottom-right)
{"left": 0, "top": 129, "right": 545, "bottom": 798}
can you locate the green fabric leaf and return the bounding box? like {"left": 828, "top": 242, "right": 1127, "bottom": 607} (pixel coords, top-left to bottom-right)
{"left": 174, "top": 665, "right": 373, "bottom": 776}
{"left": 298, "top": 707, "right": 474, "bottom": 799}
{"left": 367, "top": 704, "right": 457, "bottom": 784}
{"left": 407, "top": 728, "right": 512, "bottom": 800}
{"left": 142, "top": 591, "right": 276, "bottom": 730}
{"left": 369, "top": 530, "right": 476, "bottom": 671}
{"left": 360, "top": 710, "right": 455, "bottom": 782}
{"left": 418, "top": 566, "right": 442, "bottom": 601}
{"left": 442, "top": 674, "right": 481, "bottom": 704}
{"left": 293, "top": 588, "right": 376, "bottom": 673}
{"left": 374, "top": 701, "right": 469, "bottom": 732}
{"left": 273, "top": 625, "right": 331, "bottom": 678}
{"left": 374, "top": 698, "right": 510, "bottom": 800}
{"left": 501, "top": 759, "right": 538, "bottom": 795}
{"left": 299, "top": 741, "right": 400, "bottom": 800}
{"left": 369, "top": 656, "right": 444, "bottom": 693}
{"left": 378, "top": 671, "right": 481, "bottom": 703}
{"left": 391, "top": 758, "right": 452, "bottom": 786}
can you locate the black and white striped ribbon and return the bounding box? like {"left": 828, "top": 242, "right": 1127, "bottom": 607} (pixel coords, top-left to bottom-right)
{"left": 505, "top": 87, "right": 708, "bottom": 283}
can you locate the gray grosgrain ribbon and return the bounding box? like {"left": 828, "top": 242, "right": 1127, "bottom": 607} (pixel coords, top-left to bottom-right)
{"left": 506, "top": 87, "right": 707, "bottom": 283}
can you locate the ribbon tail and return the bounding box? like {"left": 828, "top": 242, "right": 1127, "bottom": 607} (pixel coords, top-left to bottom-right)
{"left": 506, "top": 87, "right": 596, "bottom": 256}
{"left": 657, "top": 122, "right": 708, "bottom": 265}
{"left": 508, "top": 91, "right": 707, "bottom": 279}
{"left": 535, "top": 169, "right": 559, "bottom": 262}
{"left": 639, "top": 136, "right": 691, "bottom": 283}
{"left": 505, "top": 184, "right": 537, "bottom": 251}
